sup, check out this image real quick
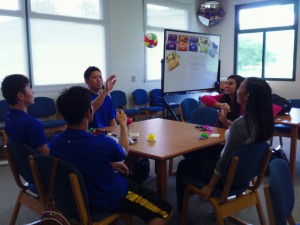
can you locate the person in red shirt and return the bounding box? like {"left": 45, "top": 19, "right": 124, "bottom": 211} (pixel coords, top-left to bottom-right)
{"left": 201, "top": 75, "right": 244, "bottom": 128}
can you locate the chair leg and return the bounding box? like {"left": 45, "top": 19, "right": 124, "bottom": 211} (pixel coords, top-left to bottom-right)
{"left": 254, "top": 191, "right": 267, "bottom": 225}
{"left": 9, "top": 191, "right": 22, "bottom": 225}
{"left": 210, "top": 200, "right": 225, "bottom": 225}
{"left": 279, "top": 136, "right": 283, "bottom": 147}
{"left": 269, "top": 136, "right": 273, "bottom": 146}
{"left": 168, "top": 158, "right": 176, "bottom": 176}
{"left": 179, "top": 187, "right": 193, "bottom": 225}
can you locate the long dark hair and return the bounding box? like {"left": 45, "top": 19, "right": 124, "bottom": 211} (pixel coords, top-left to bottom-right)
{"left": 244, "top": 77, "right": 274, "bottom": 142}
{"left": 219, "top": 74, "right": 245, "bottom": 122}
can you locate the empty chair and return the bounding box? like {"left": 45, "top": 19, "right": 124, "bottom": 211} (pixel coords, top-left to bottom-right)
{"left": 179, "top": 98, "right": 200, "bottom": 122}
{"left": 28, "top": 97, "right": 67, "bottom": 134}
{"left": 180, "top": 142, "right": 272, "bottom": 225}
{"left": 264, "top": 159, "right": 299, "bottom": 225}
{"left": 271, "top": 99, "right": 300, "bottom": 147}
{"left": 190, "top": 107, "right": 219, "bottom": 127}
{"left": 110, "top": 90, "right": 143, "bottom": 120}
{"left": 132, "top": 89, "right": 163, "bottom": 119}
{"left": 4, "top": 141, "right": 44, "bottom": 225}
{"left": 150, "top": 89, "right": 179, "bottom": 118}
{"left": 30, "top": 154, "right": 132, "bottom": 225}
{"left": 170, "top": 98, "right": 200, "bottom": 175}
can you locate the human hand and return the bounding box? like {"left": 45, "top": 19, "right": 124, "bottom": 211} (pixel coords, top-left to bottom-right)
{"left": 116, "top": 110, "right": 127, "bottom": 126}
{"left": 111, "top": 162, "right": 129, "bottom": 176}
{"left": 219, "top": 108, "right": 231, "bottom": 128}
{"left": 105, "top": 75, "right": 117, "bottom": 92}
{"left": 216, "top": 102, "right": 230, "bottom": 111}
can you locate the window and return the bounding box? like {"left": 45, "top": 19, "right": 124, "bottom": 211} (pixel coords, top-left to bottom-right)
{"left": 0, "top": 0, "right": 108, "bottom": 89}
{"left": 234, "top": 0, "right": 298, "bottom": 80}
{"left": 144, "top": 0, "right": 191, "bottom": 81}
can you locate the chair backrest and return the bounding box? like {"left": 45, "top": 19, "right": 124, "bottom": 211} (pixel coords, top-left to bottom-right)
{"left": 220, "top": 142, "right": 271, "bottom": 200}
{"left": 265, "top": 159, "right": 295, "bottom": 225}
{"left": 6, "top": 141, "right": 38, "bottom": 185}
{"left": 132, "top": 89, "right": 149, "bottom": 106}
{"left": 0, "top": 99, "right": 9, "bottom": 122}
{"left": 32, "top": 154, "right": 89, "bottom": 220}
{"left": 179, "top": 98, "right": 200, "bottom": 122}
{"left": 289, "top": 99, "right": 300, "bottom": 108}
{"left": 28, "top": 97, "right": 56, "bottom": 118}
{"left": 110, "top": 90, "right": 127, "bottom": 109}
{"left": 150, "top": 89, "right": 162, "bottom": 105}
{"left": 190, "top": 107, "right": 218, "bottom": 126}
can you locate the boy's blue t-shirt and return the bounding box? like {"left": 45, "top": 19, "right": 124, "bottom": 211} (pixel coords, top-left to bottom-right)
{"left": 50, "top": 128, "right": 128, "bottom": 211}
{"left": 5, "top": 108, "right": 49, "bottom": 149}
{"left": 89, "top": 92, "right": 116, "bottom": 128}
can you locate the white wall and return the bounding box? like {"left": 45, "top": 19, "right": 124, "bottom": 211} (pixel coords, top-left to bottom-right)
{"left": 5, "top": 0, "right": 300, "bottom": 102}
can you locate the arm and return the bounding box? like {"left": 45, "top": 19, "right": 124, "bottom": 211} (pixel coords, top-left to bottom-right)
{"left": 201, "top": 94, "right": 230, "bottom": 111}
{"left": 36, "top": 144, "right": 49, "bottom": 154}
{"left": 92, "top": 75, "right": 117, "bottom": 112}
{"left": 110, "top": 118, "right": 117, "bottom": 126}
{"left": 116, "top": 110, "right": 129, "bottom": 156}
{"left": 200, "top": 118, "right": 249, "bottom": 199}
{"left": 110, "top": 161, "right": 129, "bottom": 176}
{"left": 218, "top": 108, "right": 232, "bottom": 128}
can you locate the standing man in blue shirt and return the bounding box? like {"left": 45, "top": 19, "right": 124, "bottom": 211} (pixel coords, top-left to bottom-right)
{"left": 1, "top": 74, "right": 49, "bottom": 154}
{"left": 84, "top": 66, "right": 117, "bottom": 128}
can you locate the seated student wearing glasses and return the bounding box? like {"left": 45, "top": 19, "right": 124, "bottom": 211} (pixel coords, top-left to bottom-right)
{"left": 50, "top": 86, "right": 173, "bottom": 225}
{"left": 1, "top": 74, "right": 49, "bottom": 154}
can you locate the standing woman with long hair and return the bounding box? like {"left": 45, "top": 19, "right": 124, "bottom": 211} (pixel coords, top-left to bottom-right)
{"left": 177, "top": 77, "right": 274, "bottom": 212}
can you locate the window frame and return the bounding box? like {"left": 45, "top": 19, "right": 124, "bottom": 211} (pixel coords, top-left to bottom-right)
{"left": 143, "top": 0, "right": 192, "bottom": 82}
{"left": 0, "top": 0, "right": 109, "bottom": 93}
{"left": 234, "top": 0, "right": 298, "bottom": 81}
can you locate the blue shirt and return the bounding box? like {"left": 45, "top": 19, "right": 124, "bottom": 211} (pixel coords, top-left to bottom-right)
{"left": 5, "top": 109, "right": 49, "bottom": 149}
{"left": 50, "top": 128, "right": 128, "bottom": 211}
{"left": 89, "top": 92, "right": 116, "bottom": 128}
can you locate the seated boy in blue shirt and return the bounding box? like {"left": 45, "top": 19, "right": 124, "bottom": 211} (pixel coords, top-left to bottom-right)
{"left": 84, "top": 66, "right": 117, "bottom": 128}
{"left": 84, "top": 66, "right": 150, "bottom": 184}
{"left": 51, "top": 86, "right": 173, "bottom": 225}
{"left": 1, "top": 74, "right": 49, "bottom": 154}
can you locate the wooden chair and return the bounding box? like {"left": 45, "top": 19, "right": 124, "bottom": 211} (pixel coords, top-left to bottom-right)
{"left": 29, "top": 154, "right": 132, "bottom": 225}
{"left": 180, "top": 142, "right": 272, "bottom": 225}
{"left": 4, "top": 141, "right": 44, "bottom": 225}
{"left": 264, "top": 159, "right": 300, "bottom": 225}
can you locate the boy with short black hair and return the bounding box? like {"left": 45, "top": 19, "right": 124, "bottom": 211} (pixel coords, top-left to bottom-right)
{"left": 51, "top": 86, "right": 173, "bottom": 225}
{"left": 1, "top": 74, "right": 49, "bottom": 154}
{"left": 84, "top": 66, "right": 117, "bottom": 128}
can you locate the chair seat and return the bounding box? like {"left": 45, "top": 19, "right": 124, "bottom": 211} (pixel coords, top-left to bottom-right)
{"left": 140, "top": 106, "right": 164, "bottom": 112}
{"left": 40, "top": 120, "right": 66, "bottom": 129}
{"left": 185, "top": 176, "right": 249, "bottom": 198}
{"left": 124, "top": 108, "right": 143, "bottom": 116}
{"left": 274, "top": 124, "right": 300, "bottom": 133}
